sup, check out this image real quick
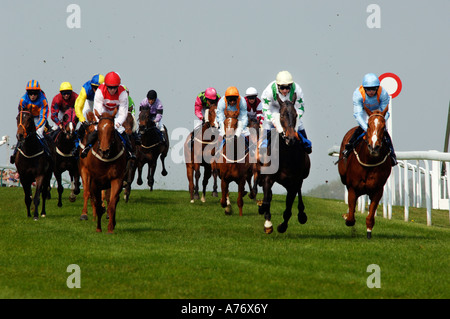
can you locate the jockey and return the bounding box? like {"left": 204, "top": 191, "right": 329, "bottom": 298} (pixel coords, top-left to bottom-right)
{"left": 260, "top": 71, "right": 312, "bottom": 154}
{"left": 216, "top": 87, "right": 249, "bottom": 151}
{"left": 74, "top": 74, "right": 104, "bottom": 140}
{"left": 11, "top": 80, "right": 50, "bottom": 164}
{"left": 342, "top": 73, "right": 397, "bottom": 165}
{"left": 139, "top": 90, "right": 166, "bottom": 144}
{"left": 244, "top": 87, "right": 263, "bottom": 126}
{"left": 50, "top": 82, "right": 78, "bottom": 133}
{"left": 194, "top": 87, "right": 221, "bottom": 122}
{"left": 80, "top": 71, "right": 135, "bottom": 160}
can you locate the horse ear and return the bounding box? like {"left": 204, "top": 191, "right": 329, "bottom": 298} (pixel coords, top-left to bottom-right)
{"left": 364, "top": 106, "right": 373, "bottom": 116}
{"left": 112, "top": 108, "right": 118, "bottom": 117}
{"left": 291, "top": 93, "right": 297, "bottom": 103}
{"left": 62, "top": 113, "right": 69, "bottom": 123}
{"left": 94, "top": 109, "right": 101, "bottom": 119}
{"left": 86, "top": 111, "right": 95, "bottom": 122}
{"left": 382, "top": 105, "right": 389, "bottom": 117}
{"left": 276, "top": 95, "right": 285, "bottom": 107}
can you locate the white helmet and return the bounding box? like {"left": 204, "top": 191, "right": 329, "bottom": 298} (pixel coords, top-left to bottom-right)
{"left": 276, "top": 71, "right": 294, "bottom": 85}
{"left": 245, "top": 87, "right": 258, "bottom": 96}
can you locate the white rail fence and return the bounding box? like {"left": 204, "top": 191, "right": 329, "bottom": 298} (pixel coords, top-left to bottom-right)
{"left": 328, "top": 146, "right": 450, "bottom": 226}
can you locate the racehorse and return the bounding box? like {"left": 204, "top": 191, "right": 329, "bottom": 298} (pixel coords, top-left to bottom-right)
{"left": 258, "top": 94, "right": 310, "bottom": 234}
{"left": 78, "top": 112, "right": 97, "bottom": 220}
{"left": 51, "top": 108, "right": 80, "bottom": 207}
{"left": 83, "top": 109, "right": 127, "bottom": 233}
{"left": 121, "top": 112, "right": 138, "bottom": 202}
{"left": 14, "top": 111, "right": 53, "bottom": 220}
{"left": 338, "top": 106, "right": 392, "bottom": 239}
{"left": 184, "top": 104, "right": 219, "bottom": 203}
{"left": 136, "top": 109, "right": 169, "bottom": 191}
{"left": 214, "top": 109, "right": 254, "bottom": 216}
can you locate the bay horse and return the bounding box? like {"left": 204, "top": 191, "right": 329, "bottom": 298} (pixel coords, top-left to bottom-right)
{"left": 121, "top": 112, "right": 138, "bottom": 202}
{"left": 214, "top": 109, "right": 254, "bottom": 216}
{"left": 258, "top": 94, "right": 310, "bottom": 234}
{"left": 51, "top": 108, "right": 80, "bottom": 207}
{"left": 83, "top": 109, "right": 127, "bottom": 233}
{"left": 338, "top": 106, "right": 392, "bottom": 239}
{"left": 136, "top": 109, "right": 169, "bottom": 191}
{"left": 14, "top": 111, "right": 53, "bottom": 220}
{"left": 184, "top": 104, "right": 219, "bottom": 203}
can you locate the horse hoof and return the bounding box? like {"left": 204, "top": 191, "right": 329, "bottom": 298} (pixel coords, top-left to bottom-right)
{"left": 190, "top": 199, "right": 194, "bottom": 203}
{"left": 367, "top": 230, "right": 372, "bottom": 239}
{"left": 225, "top": 205, "right": 232, "bottom": 215}
{"left": 298, "top": 212, "right": 307, "bottom": 224}
{"left": 80, "top": 214, "right": 88, "bottom": 221}
{"left": 69, "top": 196, "right": 76, "bottom": 203}
{"left": 212, "top": 191, "right": 218, "bottom": 197}
{"left": 137, "top": 179, "right": 143, "bottom": 186}
{"left": 345, "top": 220, "right": 355, "bottom": 227}
{"left": 33, "top": 217, "right": 39, "bottom": 221}
{"left": 162, "top": 170, "right": 168, "bottom": 176}
{"left": 194, "top": 194, "right": 200, "bottom": 200}
{"left": 201, "top": 196, "right": 206, "bottom": 203}
{"left": 41, "top": 214, "right": 46, "bottom": 218}
{"left": 277, "top": 223, "right": 288, "bottom": 233}
{"left": 58, "top": 202, "right": 63, "bottom": 207}
{"left": 264, "top": 220, "right": 273, "bottom": 234}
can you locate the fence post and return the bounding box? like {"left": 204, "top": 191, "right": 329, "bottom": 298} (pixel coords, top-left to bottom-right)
{"left": 424, "top": 160, "right": 432, "bottom": 226}
{"left": 404, "top": 160, "right": 409, "bottom": 222}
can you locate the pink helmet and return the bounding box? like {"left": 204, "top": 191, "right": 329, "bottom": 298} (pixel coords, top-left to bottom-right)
{"left": 205, "top": 87, "right": 217, "bottom": 100}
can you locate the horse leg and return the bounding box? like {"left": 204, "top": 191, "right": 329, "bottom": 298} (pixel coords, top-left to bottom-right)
{"left": 259, "top": 176, "right": 274, "bottom": 234}
{"left": 186, "top": 164, "right": 195, "bottom": 203}
{"left": 160, "top": 152, "right": 168, "bottom": 176}
{"left": 80, "top": 166, "right": 90, "bottom": 220}
{"left": 343, "top": 187, "right": 357, "bottom": 227}
{"left": 40, "top": 174, "right": 51, "bottom": 219}
{"left": 237, "top": 179, "right": 246, "bottom": 216}
{"left": 212, "top": 168, "right": 218, "bottom": 197}
{"left": 277, "top": 188, "right": 296, "bottom": 233}
{"left": 366, "top": 190, "right": 383, "bottom": 239}
{"left": 23, "top": 182, "right": 32, "bottom": 218}
{"left": 297, "top": 184, "right": 308, "bottom": 225}
{"left": 137, "top": 161, "right": 143, "bottom": 185}
{"left": 147, "top": 163, "right": 155, "bottom": 191}
{"left": 33, "top": 179, "right": 43, "bottom": 220}
{"left": 91, "top": 188, "right": 103, "bottom": 232}
{"left": 220, "top": 179, "right": 232, "bottom": 215}
{"left": 107, "top": 180, "right": 121, "bottom": 234}
{"left": 201, "top": 166, "right": 212, "bottom": 203}
{"left": 194, "top": 167, "right": 201, "bottom": 200}
{"left": 73, "top": 168, "right": 81, "bottom": 196}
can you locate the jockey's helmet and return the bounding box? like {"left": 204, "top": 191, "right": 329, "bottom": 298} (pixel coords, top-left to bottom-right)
{"left": 276, "top": 71, "right": 293, "bottom": 85}
{"left": 205, "top": 87, "right": 217, "bottom": 100}
{"left": 225, "top": 86, "right": 239, "bottom": 97}
{"left": 59, "top": 82, "right": 73, "bottom": 92}
{"left": 91, "top": 74, "right": 105, "bottom": 87}
{"left": 245, "top": 87, "right": 258, "bottom": 96}
{"left": 362, "top": 73, "right": 380, "bottom": 88}
{"left": 26, "top": 80, "right": 41, "bottom": 91}
{"left": 105, "top": 72, "right": 121, "bottom": 87}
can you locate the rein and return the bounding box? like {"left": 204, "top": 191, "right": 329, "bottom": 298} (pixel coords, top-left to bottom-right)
{"left": 353, "top": 149, "right": 391, "bottom": 167}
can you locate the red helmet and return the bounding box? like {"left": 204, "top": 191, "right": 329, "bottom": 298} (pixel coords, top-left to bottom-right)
{"left": 104, "top": 72, "right": 121, "bottom": 86}
{"left": 205, "top": 87, "right": 217, "bottom": 100}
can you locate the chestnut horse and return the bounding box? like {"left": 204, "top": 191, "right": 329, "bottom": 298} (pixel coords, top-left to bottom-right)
{"left": 78, "top": 112, "right": 97, "bottom": 220}
{"left": 338, "top": 106, "right": 392, "bottom": 239}
{"left": 258, "top": 94, "right": 311, "bottom": 234}
{"left": 136, "top": 109, "right": 169, "bottom": 191}
{"left": 214, "top": 109, "right": 254, "bottom": 216}
{"left": 121, "top": 112, "right": 138, "bottom": 202}
{"left": 82, "top": 109, "right": 127, "bottom": 233}
{"left": 51, "top": 108, "right": 80, "bottom": 207}
{"left": 14, "top": 111, "right": 53, "bottom": 220}
{"left": 184, "top": 104, "right": 219, "bottom": 203}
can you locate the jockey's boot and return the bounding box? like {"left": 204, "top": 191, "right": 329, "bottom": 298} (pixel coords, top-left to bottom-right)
{"left": 298, "top": 129, "right": 312, "bottom": 154}
{"left": 342, "top": 126, "right": 365, "bottom": 159}
{"left": 258, "top": 130, "right": 271, "bottom": 163}
{"left": 10, "top": 143, "right": 20, "bottom": 164}
{"left": 121, "top": 131, "right": 136, "bottom": 160}
{"left": 132, "top": 131, "right": 142, "bottom": 146}
{"left": 38, "top": 135, "right": 51, "bottom": 158}
{"left": 384, "top": 132, "right": 398, "bottom": 166}
{"left": 80, "top": 130, "right": 98, "bottom": 158}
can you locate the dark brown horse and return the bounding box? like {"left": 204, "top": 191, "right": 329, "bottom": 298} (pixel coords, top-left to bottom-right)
{"left": 82, "top": 109, "right": 127, "bottom": 233}
{"left": 51, "top": 108, "right": 80, "bottom": 207}
{"left": 136, "top": 109, "right": 169, "bottom": 191}
{"left": 338, "top": 106, "right": 392, "bottom": 239}
{"left": 184, "top": 104, "right": 219, "bottom": 203}
{"left": 14, "top": 111, "right": 53, "bottom": 220}
{"left": 214, "top": 110, "right": 254, "bottom": 216}
{"left": 258, "top": 94, "right": 311, "bottom": 234}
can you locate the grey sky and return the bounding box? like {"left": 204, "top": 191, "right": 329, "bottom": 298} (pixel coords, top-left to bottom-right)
{"left": 1, "top": 0, "right": 450, "bottom": 193}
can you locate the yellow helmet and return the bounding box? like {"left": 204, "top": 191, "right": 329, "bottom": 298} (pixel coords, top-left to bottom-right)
{"left": 59, "top": 82, "right": 73, "bottom": 92}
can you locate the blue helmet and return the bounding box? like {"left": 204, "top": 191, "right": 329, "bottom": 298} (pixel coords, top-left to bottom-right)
{"left": 362, "top": 73, "right": 380, "bottom": 87}
{"left": 90, "top": 74, "right": 105, "bottom": 87}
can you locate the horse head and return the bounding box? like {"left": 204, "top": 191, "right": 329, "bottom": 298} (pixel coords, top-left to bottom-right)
{"left": 205, "top": 104, "right": 217, "bottom": 128}
{"left": 95, "top": 108, "right": 117, "bottom": 159}
{"left": 224, "top": 110, "right": 239, "bottom": 140}
{"left": 138, "top": 109, "right": 154, "bottom": 135}
{"left": 277, "top": 93, "right": 299, "bottom": 146}
{"left": 364, "top": 106, "right": 388, "bottom": 157}
{"left": 62, "top": 109, "right": 77, "bottom": 140}
{"left": 16, "top": 111, "right": 35, "bottom": 142}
